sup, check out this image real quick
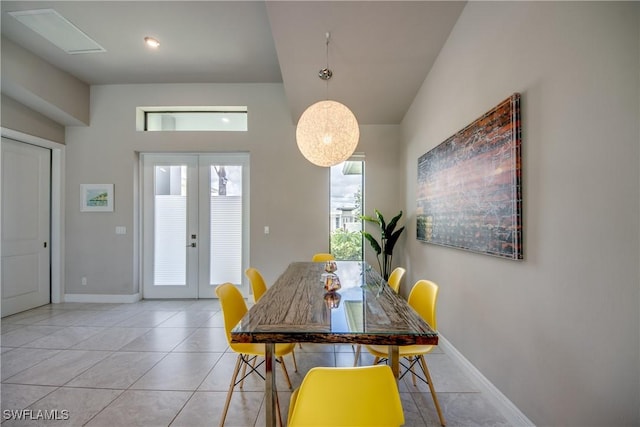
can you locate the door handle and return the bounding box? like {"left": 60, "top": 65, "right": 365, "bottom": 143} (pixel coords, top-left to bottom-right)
{"left": 187, "top": 242, "right": 197, "bottom": 248}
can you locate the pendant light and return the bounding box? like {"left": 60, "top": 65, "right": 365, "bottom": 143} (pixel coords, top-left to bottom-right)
{"left": 296, "top": 33, "right": 360, "bottom": 167}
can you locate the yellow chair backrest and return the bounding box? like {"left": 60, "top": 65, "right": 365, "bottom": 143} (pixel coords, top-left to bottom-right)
{"left": 215, "top": 283, "right": 248, "bottom": 346}
{"left": 311, "top": 253, "right": 335, "bottom": 262}
{"left": 387, "top": 267, "right": 406, "bottom": 293}
{"left": 407, "top": 279, "right": 438, "bottom": 330}
{"left": 245, "top": 267, "right": 267, "bottom": 303}
{"left": 288, "top": 365, "right": 404, "bottom": 426}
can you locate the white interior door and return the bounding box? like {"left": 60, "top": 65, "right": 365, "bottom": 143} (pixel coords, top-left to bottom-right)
{"left": 1, "top": 138, "right": 51, "bottom": 316}
{"left": 142, "top": 153, "right": 249, "bottom": 299}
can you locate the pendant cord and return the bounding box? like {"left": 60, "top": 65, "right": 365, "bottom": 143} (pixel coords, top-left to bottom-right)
{"left": 325, "top": 32, "right": 330, "bottom": 100}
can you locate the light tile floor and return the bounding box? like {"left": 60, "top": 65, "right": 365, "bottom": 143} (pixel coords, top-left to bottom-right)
{"left": 1, "top": 301, "right": 511, "bottom": 426}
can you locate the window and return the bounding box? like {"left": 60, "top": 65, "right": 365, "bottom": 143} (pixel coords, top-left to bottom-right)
{"left": 330, "top": 157, "right": 364, "bottom": 261}
{"left": 153, "top": 165, "right": 188, "bottom": 285}
{"left": 137, "top": 107, "right": 247, "bottom": 131}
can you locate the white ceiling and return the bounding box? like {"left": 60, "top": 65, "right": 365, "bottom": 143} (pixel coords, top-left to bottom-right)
{"left": 1, "top": 1, "right": 465, "bottom": 125}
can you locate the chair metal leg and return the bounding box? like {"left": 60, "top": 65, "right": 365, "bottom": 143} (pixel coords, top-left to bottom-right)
{"left": 419, "top": 355, "right": 446, "bottom": 426}
{"left": 277, "top": 357, "right": 293, "bottom": 389}
{"left": 221, "top": 353, "right": 287, "bottom": 427}
{"left": 219, "top": 354, "right": 243, "bottom": 427}
{"left": 353, "top": 344, "right": 361, "bottom": 366}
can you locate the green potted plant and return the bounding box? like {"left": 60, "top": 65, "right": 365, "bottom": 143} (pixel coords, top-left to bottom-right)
{"left": 361, "top": 209, "right": 405, "bottom": 280}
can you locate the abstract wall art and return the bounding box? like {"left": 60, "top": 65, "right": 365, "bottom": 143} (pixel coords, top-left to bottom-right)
{"left": 416, "top": 93, "right": 522, "bottom": 259}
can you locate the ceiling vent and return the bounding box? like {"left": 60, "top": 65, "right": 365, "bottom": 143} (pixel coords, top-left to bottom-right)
{"left": 8, "top": 9, "right": 106, "bottom": 54}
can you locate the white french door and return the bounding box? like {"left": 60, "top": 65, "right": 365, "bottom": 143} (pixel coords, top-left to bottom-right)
{"left": 1, "top": 138, "right": 51, "bottom": 316}
{"left": 142, "top": 153, "right": 249, "bottom": 298}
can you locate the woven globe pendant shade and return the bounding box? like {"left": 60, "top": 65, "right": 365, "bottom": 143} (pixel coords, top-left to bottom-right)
{"left": 296, "top": 100, "right": 360, "bottom": 167}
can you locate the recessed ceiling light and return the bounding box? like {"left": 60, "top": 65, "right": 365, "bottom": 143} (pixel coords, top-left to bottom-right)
{"left": 144, "top": 37, "right": 160, "bottom": 49}
{"left": 8, "top": 9, "right": 105, "bottom": 54}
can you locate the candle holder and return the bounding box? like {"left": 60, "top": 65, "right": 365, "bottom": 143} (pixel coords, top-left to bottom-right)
{"left": 324, "top": 291, "right": 341, "bottom": 309}
{"left": 324, "top": 260, "right": 337, "bottom": 273}
{"left": 322, "top": 273, "right": 341, "bottom": 292}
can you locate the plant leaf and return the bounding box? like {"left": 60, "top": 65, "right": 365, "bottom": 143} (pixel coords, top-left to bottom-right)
{"left": 384, "top": 226, "right": 405, "bottom": 255}
{"left": 385, "top": 211, "right": 403, "bottom": 236}
{"left": 375, "top": 209, "right": 387, "bottom": 237}
{"left": 360, "top": 215, "right": 379, "bottom": 225}
{"left": 361, "top": 231, "right": 382, "bottom": 255}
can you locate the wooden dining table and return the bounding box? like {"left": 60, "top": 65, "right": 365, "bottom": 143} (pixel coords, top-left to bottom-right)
{"left": 230, "top": 261, "right": 438, "bottom": 427}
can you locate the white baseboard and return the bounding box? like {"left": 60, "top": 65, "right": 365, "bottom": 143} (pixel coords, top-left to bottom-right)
{"left": 439, "top": 335, "right": 535, "bottom": 427}
{"left": 63, "top": 293, "right": 141, "bottom": 304}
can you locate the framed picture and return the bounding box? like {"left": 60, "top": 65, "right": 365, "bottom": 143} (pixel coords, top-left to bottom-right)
{"left": 416, "top": 93, "right": 522, "bottom": 259}
{"left": 80, "top": 184, "right": 114, "bottom": 212}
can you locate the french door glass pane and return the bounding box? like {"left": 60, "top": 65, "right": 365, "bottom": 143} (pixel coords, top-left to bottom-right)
{"left": 154, "top": 165, "right": 187, "bottom": 285}
{"left": 210, "top": 165, "right": 243, "bottom": 285}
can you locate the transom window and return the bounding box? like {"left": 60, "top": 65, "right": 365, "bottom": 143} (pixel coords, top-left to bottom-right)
{"left": 137, "top": 107, "right": 247, "bottom": 131}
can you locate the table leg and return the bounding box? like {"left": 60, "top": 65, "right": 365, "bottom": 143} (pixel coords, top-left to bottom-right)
{"left": 389, "top": 345, "right": 399, "bottom": 378}
{"left": 265, "top": 343, "right": 276, "bottom": 427}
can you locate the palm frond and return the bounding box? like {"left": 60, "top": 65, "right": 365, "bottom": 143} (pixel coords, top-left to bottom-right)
{"left": 361, "top": 231, "right": 382, "bottom": 255}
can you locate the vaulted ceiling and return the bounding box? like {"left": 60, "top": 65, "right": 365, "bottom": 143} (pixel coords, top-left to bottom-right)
{"left": 1, "top": 1, "right": 465, "bottom": 125}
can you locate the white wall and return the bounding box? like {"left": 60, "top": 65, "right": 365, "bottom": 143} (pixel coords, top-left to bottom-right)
{"left": 1, "top": 95, "right": 65, "bottom": 144}
{"left": 1, "top": 37, "right": 90, "bottom": 126}
{"left": 64, "top": 83, "right": 400, "bottom": 295}
{"left": 401, "top": 2, "right": 639, "bottom": 426}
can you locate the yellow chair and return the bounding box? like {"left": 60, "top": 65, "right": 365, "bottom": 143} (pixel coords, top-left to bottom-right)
{"left": 362, "top": 279, "right": 446, "bottom": 426}
{"left": 387, "top": 266, "right": 406, "bottom": 293}
{"left": 311, "top": 253, "right": 335, "bottom": 262}
{"left": 215, "top": 283, "right": 296, "bottom": 427}
{"left": 353, "top": 266, "right": 406, "bottom": 365}
{"left": 287, "top": 365, "right": 404, "bottom": 426}
{"left": 245, "top": 267, "right": 268, "bottom": 303}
